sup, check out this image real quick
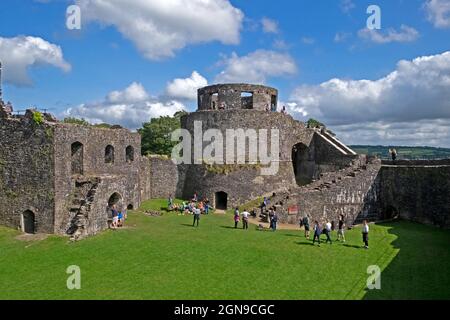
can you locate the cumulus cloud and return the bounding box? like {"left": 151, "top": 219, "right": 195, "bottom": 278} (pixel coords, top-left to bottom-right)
{"left": 0, "top": 35, "right": 71, "bottom": 86}
{"left": 165, "top": 71, "right": 208, "bottom": 100}
{"left": 288, "top": 51, "right": 450, "bottom": 147}
{"left": 261, "top": 18, "right": 279, "bottom": 34}
{"left": 76, "top": 0, "right": 244, "bottom": 60}
{"left": 425, "top": 0, "right": 450, "bottom": 28}
{"left": 63, "top": 82, "right": 186, "bottom": 129}
{"left": 358, "top": 25, "right": 419, "bottom": 44}
{"left": 215, "top": 50, "right": 297, "bottom": 84}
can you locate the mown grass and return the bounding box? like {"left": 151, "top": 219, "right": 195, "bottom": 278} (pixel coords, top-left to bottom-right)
{"left": 0, "top": 199, "right": 449, "bottom": 300}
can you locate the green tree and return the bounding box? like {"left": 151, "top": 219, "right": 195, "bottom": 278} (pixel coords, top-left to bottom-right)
{"left": 139, "top": 111, "right": 188, "bottom": 156}
{"left": 306, "top": 118, "right": 325, "bottom": 128}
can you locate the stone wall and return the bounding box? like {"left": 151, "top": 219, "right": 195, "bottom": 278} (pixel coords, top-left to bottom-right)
{"left": 0, "top": 116, "right": 55, "bottom": 233}
{"left": 147, "top": 156, "right": 185, "bottom": 199}
{"left": 380, "top": 163, "right": 450, "bottom": 229}
{"left": 52, "top": 123, "right": 143, "bottom": 235}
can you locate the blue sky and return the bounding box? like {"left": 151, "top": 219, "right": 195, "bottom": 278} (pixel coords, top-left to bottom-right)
{"left": 1, "top": 0, "right": 450, "bottom": 146}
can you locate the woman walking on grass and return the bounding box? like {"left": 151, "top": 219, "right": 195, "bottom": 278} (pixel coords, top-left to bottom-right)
{"left": 234, "top": 207, "right": 240, "bottom": 228}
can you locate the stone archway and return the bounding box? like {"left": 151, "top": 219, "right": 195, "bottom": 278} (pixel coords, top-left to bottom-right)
{"left": 384, "top": 206, "right": 399, "bottom": 220}
{"left": 291, "top": 142, "right": 315, "bottom": 186}
{"left": 71, "top": 142, "right": 84, "bottom": 175}
{"left": 22, "top": 210, "right": 35, "bottom": 234}
{"left": 215, "top": 191, "right": 228, "bottom": 210}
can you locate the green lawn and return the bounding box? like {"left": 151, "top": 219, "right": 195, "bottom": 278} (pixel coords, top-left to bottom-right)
{"left": 0, "top": 199, "right": 449, "bottom": 300}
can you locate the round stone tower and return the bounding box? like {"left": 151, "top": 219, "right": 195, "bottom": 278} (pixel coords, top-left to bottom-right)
{"left": 180, "top": 84, "right": 315, "bottom": 210}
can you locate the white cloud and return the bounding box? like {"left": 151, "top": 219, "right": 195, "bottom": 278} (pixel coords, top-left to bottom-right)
{"left": 301, "top": 37, "right": 315, "bottom": 45}
{"left": 288, "top": 51, "right": 450, "bottom": 147}
{"left": 358, "top": 25, "right": 419, "bottom": 44}
{"left": 425, "top": 0, "right": 450, "bottom": 28}
{"left": 165, "top": 71, "right": 208, "bottom": 100}
{"left": 0, "top": 35, "right": 71, "bottom": 86}
{"left": 63, "top": 82, "right": 185, "bottom": 129}
{"left": 340, "top": 0, "right": 355, "bottom": 13}
{"left": 76, "top": 0, "right": 244, "bottom": 60}
{"left": 261, "top": 17, "right": 279, "bottom": 34}
{"left": 215, "top": 50, "right": 297, "bottom": 84}
{"left": 334, "top": 32, "right": 352, "bottom": 43}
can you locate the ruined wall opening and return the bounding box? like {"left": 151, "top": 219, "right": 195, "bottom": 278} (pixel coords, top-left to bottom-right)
{"left": 215, "top": 191, "right": 228, "bottom": 210}
{"left": 292, "top": 143, "right": 315, "bottom": 186}
{"left": 271, "top": 95, "right": 277, "bottom": 111}
{"left": 22, "top": 210, "right": 35, "bottom": 234}
{"left": 126, "top": 146, "right": 134, "bottom": 163}
{"left": 105, "top": 145, "right": 115, "bottom": 164}
{"left": 71, "top": 142, "right": 84, "bottom": 175}
{"left": 241, "top": 92, "right": 253, "bottom": 109}
{"left": 127, "top": 204, "right": 134, "bottom": 210}
{"left": 384, "top": 206, "right": 399, "bottom": 220}
{"left": 210, "top": 92, "right": 218, "bottom": 110}
{"left": 107, "top": 192, "right": 122, "bottom": 220}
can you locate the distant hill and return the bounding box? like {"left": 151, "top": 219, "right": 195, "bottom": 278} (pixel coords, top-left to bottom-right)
{"left": 350, "top": 145, "right": 450, "bottom": 160}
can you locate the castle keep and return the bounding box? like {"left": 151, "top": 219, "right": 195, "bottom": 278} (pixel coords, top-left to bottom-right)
{"left": 1, "top": 83, "right": 449, "bottom": 238}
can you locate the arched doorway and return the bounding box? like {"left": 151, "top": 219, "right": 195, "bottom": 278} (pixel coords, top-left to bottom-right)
{"left": 215, "top": 191, "right": 228, "bottom": 210}
{"left": 71, "top": 142, "right": 84, "bottom": 175}
{"left": 22, "top": 210, "right": 35, "bottom": 234}
{"left": 105, "top": 145, "right": 115, "bottom": 164}
{"left": 127, "top": 204, "right": 134, "bottom": 210}
{"left": 291, "top": 143, "right": 315, "bottom": 186}
{"left": 107, "top": 193, "right": 122, "bottom": 218}
{"left": 126, "top": 146, "right": 135, "bottom": 163}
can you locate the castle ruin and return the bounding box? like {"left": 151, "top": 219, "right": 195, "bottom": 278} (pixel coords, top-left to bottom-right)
{"left": 1, "top": 83, "right": 449, "bottom": 238}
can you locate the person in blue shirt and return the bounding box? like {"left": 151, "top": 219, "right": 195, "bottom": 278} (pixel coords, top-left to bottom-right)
{"left": 313, "top": 221, "right": 322, "bottom": 246}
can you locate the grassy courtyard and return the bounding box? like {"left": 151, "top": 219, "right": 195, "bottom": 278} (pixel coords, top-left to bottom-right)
{"left": 0, "top": 199, "right": 449, "bottom": 300}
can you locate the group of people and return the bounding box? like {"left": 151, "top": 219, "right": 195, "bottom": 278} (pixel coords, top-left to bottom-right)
{"left": 109, "top": 205, "right": 127, "bottom": 229}
{"left": 233, "top": 208, "right": 252, "bottom": 230}
{"left": 300, "top": 214, "right": 370, "bottom": 249}
{"left": 265, "top": 104, "right": 288, "bottom": 114}
{"left": 168, "top": 194, "right": 212, "bottom": 227}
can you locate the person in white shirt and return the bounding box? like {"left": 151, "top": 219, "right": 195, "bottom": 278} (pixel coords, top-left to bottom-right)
{"left": 362, "top": 220, "right": 370, "bottom": 249}
{"left": 241, "top": 210, "right": 250, "bottom": 230}
{"left": 323, "top": 220, "right": 332, "bottom": 244}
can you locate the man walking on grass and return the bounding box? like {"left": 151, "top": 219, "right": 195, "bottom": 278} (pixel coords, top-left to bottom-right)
{"left": 193, "top": 207, "right": 201, "bottom": 227}
{"left": 362, "top": 220, "right": 370, "bottom": 249}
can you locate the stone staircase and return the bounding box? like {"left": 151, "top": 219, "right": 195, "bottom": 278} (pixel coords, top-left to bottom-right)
{"left": 247, "top": 156, "right": 381, "bottom": 226}
{"left": 315, "top": 128, "right": 358, "bottom": 156}
{"left": 66, "top": 176, "right": 101, "bottom": 240}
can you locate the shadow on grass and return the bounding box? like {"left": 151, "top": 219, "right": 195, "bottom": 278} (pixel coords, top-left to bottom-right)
{"left": 363, "top": 221, "right": 450, "bottom": 300}
{"left": 296, "top": 241, "right": 315, "bottom": 246}
{"left": 343, "top": 244, "right": 364, "bottom": 250}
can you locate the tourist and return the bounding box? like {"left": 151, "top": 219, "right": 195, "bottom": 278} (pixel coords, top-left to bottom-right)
{"left": 118, "top": 211, "right": 124, "bottom": 227}
{"left": 313, "top": 221, "right": 321, "bottom": 246}
{"left": 362, "top": 220, "right": 370, "bottom": 249}
{"left": 204, "top": 201, "right": 210, "bottom": 215}
{"left": 281, "top": 105, "right": 287, "bottom": 114}
{"left": 302, "top": 214, "right": 310, "bottom": 239}
{"left": 168, "top": 195, "right": 174, "bottom": 210}
{"left": 242, "top": 210, "right": 250, "bottom": 230}
{"left": 271, "top": 210, "right": 278, "bottom": 231}
{"left": 268, "top": 208, "right": 274, "bottom": 229}
{"left": 324, "top": 220, "right": 332, "bottom": 244}
{"left": 111, "top": 205, "right": 119, "bottom": 229}
{"left": 192, "top": 192, "right": 198, "bottom": 202}
{"left": 192, "top": 207, "right": 201, "bottom": 227}
{"left": 337, "top": 215, "right": 346, "bottom": 242}
{"left": 260, "top": 197, "right": 267, "bottom": 216}
{"left": 234, "top": 207, "right": 240, "bottom": 228}
{"left": 389, "top": 148, "right": 397, "bottom": 162}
